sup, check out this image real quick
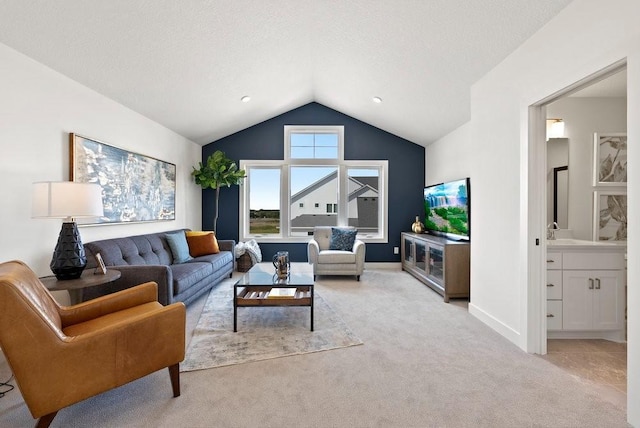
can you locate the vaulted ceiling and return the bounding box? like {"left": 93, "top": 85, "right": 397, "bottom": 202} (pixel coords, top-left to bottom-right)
{"left": 0, "top": 0, "right": 573, "bottom": 146}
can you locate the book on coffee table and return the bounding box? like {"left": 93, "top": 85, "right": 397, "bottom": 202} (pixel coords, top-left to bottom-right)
{"left": 268, "top": 287, "right": 296, "bottom": 299}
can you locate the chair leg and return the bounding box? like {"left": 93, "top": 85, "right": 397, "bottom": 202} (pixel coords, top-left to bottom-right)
{"left": 168, "top": 363, "right": 181, "bottom": 397}
{"left": 35, "top": 412, "right": 57, "bottom": 428}
{"left": 313, "top": 275, "right": 316, "bottom": 280}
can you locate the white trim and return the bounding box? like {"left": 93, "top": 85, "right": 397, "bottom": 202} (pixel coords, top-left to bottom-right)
{"left": 469, "top": 303, "right": 522, "bottom": 345}
{"left": 526, "top": 105, "right": 547, "bottom": 355}
{"left": 284, "top": 125, "right": 344, "bottom": 162}
{"left": 239, "top": 158, "right": 389, "bottom": 243}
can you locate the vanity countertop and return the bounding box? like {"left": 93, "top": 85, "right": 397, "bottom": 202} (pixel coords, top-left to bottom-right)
{"left": 547, "top": 238, "right": 627, "bottom": 249}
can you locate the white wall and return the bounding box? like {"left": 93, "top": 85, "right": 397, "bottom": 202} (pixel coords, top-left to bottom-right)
{"left": 426, "top": 1, "right": 639, "bottom": 424}
{"left": 0, "top": 42, "right": 202, "bottom": 285}
{"left": 547, "top": 97, "right": 627, "bottom": 239}
{"left": 425, "top": 121, "right": 472, "bottom": 185}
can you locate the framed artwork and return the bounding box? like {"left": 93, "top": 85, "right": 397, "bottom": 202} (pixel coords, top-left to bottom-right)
{"left": 593, "top": 190, "right": 627, "bottom": 241}
{"left": 70, "top": 133, "right": 176, "bottom": 225}
{"left": 94, "top": 253, "right": 107, "bottom": 275}
{"left": 593, "top": 132, "right": 627, "bottom": 186}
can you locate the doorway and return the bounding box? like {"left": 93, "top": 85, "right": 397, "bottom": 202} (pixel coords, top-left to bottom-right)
{"left": 530, "top": 61, "right": 628, "bottom": 407}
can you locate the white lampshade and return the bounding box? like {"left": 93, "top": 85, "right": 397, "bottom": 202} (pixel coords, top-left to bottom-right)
{"left": 32, "top": 181, "right": 104, "bottom": 221}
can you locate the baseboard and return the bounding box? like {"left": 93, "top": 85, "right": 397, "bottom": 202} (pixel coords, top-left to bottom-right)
{"left": 469, "top": 302, "right": 523, "bottom": 349}
{"left": 365, "top": 262, "right": 401, "bottom": 270}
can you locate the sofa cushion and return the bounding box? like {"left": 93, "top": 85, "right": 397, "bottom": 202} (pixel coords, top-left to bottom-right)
{"left": 318, "top": 250, "right": 357, "bottom": 264}
{"left": 192, "top": 251, "right": 234, "bottom": 272}
{"left": 186, "top": 231, "right": 219, "bottom": 256}
{"left": 170, "top": 262, "right": 213, "bottom": 295}
{"left": 329, "top": 227, "right": 357, "bottom": 251}
{"left": 165, "top": 231, "right": 193, "bottom": 264}
{"left": 86, "top": 235, "right": 172, "bottom": 266}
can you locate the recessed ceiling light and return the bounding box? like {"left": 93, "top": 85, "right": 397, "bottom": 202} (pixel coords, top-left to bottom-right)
{"left": 372, "top": 96, "right": 382, "bottom": 104}
{"left": 241, "top": 96, "right": 251, "bottom": 103}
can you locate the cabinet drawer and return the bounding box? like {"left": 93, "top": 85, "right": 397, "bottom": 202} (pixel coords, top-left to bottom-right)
{"left": 546, "top": 251, "right": 562, "bottom": 270}
{"left": 563, "top": 252, "right": 625, "bottom": 270}
{"left": 546, "top": 300, "right": 563, "bottom": 330}
{"left": 546, "top": 270, "right": 562, "bottom": 300}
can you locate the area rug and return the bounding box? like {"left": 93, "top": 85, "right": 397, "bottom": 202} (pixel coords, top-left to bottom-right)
{"left": 181, "top": 285, "right": 363, "bottom": 372}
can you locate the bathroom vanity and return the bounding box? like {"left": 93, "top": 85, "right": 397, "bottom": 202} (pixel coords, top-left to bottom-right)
{"left": 546, "top": 239, "right": 626, "bottom": 342}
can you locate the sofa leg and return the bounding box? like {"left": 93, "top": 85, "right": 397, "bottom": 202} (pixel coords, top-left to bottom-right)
{"left": 36, "top": 412, "right": 57, "bottom": 428}
{"left": 356, "top": 275, "right": 360, "bottom": 281}
{"left": 169, "top": 363, "right": 181, "bottom": 397}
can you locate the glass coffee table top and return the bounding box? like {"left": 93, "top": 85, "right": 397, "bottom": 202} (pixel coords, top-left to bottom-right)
{"left": 233, "top": 263, "right": 315, "bottom": 332}
{"left": 235, "top": 262, "right": 314, "bottom": 287}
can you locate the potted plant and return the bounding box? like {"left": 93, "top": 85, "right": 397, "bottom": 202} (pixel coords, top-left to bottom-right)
{"left": 192, "top": 150, "right": 246, "bottom": 234}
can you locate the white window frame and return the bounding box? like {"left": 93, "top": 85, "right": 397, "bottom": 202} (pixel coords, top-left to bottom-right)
{"left": 239, "top": 126, "right": 388, "bottom": 243}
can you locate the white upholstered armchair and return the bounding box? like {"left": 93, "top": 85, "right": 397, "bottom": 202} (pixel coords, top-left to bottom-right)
{"left": 307, "top": 226, "right": 365, "bottom": 281}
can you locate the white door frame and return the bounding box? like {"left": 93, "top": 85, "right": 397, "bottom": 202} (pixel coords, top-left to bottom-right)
{"left": 526, "top": 59, "right": 627, "bottom": 355}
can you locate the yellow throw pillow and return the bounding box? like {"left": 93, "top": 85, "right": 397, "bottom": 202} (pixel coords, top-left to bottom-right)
{"left": 185, "top": 231, "right": 219, "bottom": 256}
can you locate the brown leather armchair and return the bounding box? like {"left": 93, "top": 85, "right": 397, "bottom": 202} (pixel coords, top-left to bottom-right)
{"left": 0, "top": 260, "right": 186, "bottom": 428}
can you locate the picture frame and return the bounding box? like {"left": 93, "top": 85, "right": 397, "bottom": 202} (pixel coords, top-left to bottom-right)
{"left": 94, "top": 252, "right": 107, "bottom": 275}
{"left": 70, "top": 133, "right": 176, "bottom": 225}
{"left": 593, "top": 190, "right": 627, "bottom": 241}
{"left": 593, "top": 132, "right": 627, "bottom": 186}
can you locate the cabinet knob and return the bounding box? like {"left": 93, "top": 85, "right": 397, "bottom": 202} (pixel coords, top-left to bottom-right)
{"left": 546, "top": 283, "right": 555, "bottom": 287}
{"left": 588, "top": 278, "right": 594, "bottom": 289}
{"left": 546, "top": 259, "right": 555, "bottom": 263}
{"left": 546, "top": 314, "right": 554, "bottom": 318}
{"left": 595, "top": 278, "right": 601, "bottom": 289}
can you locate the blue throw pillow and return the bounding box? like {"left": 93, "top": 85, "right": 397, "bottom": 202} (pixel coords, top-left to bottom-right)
{"left": 329, "top": 228, "right": 357, "bottom": 251}
{"left": 165, "top": 231, "right": 193, "bottom": 264}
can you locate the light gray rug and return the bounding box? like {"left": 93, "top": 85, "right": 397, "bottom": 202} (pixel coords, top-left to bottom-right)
{"left": 181, "top": 284, "right": 363, "bottom": 371}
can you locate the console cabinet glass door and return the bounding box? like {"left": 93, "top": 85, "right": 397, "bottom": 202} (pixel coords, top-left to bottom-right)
{"left": 427, "top": 245, "right": 444, "bottom": 284}
{"left": 404, "top": 238, "right": 414, "bottom": 264}
{"left": 415, "top": 240, "right": 427, "bottom": 272}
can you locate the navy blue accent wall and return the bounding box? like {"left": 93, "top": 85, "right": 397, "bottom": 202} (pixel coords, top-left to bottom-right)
{"left": 201, "top": 102, "right": 425, "bottom": 262}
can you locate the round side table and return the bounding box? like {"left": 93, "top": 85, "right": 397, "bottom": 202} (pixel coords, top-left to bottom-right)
{"left": 40, "top": 269, "right": 121, "bottom": 305}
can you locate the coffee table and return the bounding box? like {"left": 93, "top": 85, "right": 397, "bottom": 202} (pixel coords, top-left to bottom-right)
{"left": 233, "top": 263, "right": 315, "bottom": 332}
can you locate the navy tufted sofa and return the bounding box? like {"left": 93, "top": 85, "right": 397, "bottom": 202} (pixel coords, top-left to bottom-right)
{"left": 82, "top": 229, "right": 234, "bottom": 306}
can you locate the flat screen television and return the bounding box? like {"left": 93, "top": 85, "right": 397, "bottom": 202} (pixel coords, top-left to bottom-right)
{"left": 423, "top": 177, "right": 470, "bottom": 241}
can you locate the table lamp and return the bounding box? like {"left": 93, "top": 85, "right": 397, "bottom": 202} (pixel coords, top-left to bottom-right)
{"left": 32, "top": 181, "right": 104, "bottom": 280}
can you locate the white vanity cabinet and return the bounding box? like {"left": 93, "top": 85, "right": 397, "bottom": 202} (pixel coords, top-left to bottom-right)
{"left": 562, "top": 270, "right": 625, "bottom": 330}
{"left": 547, "top": 244, "right": 626, "bottom": 341}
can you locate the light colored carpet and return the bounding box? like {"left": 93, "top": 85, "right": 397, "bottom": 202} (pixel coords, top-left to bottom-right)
{"left": 0, "top": 266, "right": 630, "bottom": 427}
{"left": 181, "top": 286, "right": 362, "bottom": 371}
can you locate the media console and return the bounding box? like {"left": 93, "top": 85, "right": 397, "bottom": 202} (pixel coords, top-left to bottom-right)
{"left": 401, "top": 232, "right": 470, "bottom": 302}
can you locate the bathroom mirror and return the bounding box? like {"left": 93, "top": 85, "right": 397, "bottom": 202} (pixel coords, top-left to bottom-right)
{"left": 553, "top": 166, "right": 568, "bottom": 228}
{"left": 547, "top": 137, "right": 569, "bottom": 229}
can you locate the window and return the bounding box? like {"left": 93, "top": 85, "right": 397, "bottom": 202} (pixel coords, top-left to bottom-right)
{"left": 246, "top": 167, "right": 280, "bottom": 236}
{"left": 290, "top": 131, "right": 339, "bottom": 159}
{"left": 240, "top": 126, "right": 388, "bottom": 242}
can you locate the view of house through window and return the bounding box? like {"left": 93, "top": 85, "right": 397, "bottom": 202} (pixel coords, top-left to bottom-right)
{"left": 290, "top": 166, "right": 338, "bottom": 237}
{"left": 347, "top": 168, "right": 379, "bottom": 235}
{"left": 240, "top": 126, "right": 388, "bottom": 242}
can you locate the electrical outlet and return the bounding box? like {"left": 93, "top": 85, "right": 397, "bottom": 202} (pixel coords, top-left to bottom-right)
{"left": 393, "top": 247, "right": 399, "bottom": 254}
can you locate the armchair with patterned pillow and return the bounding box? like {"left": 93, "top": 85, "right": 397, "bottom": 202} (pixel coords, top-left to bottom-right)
{"left": 307, "top": 226, "right": 365, "bottom": 281}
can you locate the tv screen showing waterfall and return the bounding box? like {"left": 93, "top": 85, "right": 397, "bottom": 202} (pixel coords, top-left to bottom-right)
{"left": 423, "top": 178, "right": 470, "bottom": 241}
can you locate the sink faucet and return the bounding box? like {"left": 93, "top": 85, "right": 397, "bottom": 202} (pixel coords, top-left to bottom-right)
{"left": 547, "top": 222, "right": 559, "bottom": 240}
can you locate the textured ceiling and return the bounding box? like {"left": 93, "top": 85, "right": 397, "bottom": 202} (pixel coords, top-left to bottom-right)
{"left": 0, "top": 0, "right": 573, "bottom": 146}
